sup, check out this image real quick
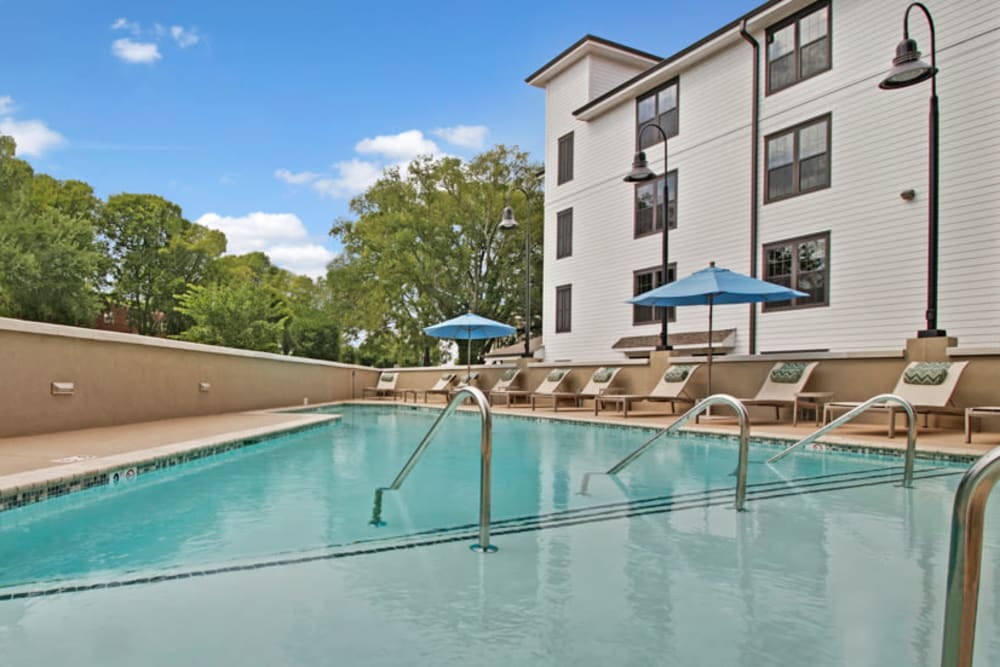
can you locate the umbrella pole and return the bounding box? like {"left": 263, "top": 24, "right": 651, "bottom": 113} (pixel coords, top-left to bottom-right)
{"left": 467, "top": 336, "right": 472, "bottom": 379}
{"left": 707, "top": 296, "right": 714, "bottom": 396}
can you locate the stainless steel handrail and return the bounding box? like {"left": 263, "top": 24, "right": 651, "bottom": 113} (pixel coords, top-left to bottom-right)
{"left": 767, "top": 394, "right": 917, "bottom": 487}
{"left": 368, "top": 386, "right": 497, "bottom": 553}
{"left": 580, "top": 394, "right": 753, "bottom": 511}
{"left": 940, "top": 444, "right": 1000, "bottom": 667}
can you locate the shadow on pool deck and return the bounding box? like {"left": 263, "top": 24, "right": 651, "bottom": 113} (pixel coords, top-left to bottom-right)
{"left": 1, "top": 399, "right": 997, "bottom": 494}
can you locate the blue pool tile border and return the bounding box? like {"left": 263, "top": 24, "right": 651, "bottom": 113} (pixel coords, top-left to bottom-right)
{"left": 0, "top": 419, "right": 336, "bottom": 514}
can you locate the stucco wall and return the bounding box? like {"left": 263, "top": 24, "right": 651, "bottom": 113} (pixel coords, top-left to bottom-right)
{"left": 0, "top": 318, "right": 378, "bottom": 438}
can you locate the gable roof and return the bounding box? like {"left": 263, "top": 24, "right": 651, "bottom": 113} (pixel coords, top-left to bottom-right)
{"left": 525, "top": 34, "right": 661, "bottom": 88}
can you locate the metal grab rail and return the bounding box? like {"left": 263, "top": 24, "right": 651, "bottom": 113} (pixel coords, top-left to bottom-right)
{"left": 766, "top": 394, "right": 917, "bottom": 488}
{"left": 580, "top": 394, "right": 753, "bottom": 511}
{"left": 940, "top": 445, "right": 1000, "bottom": 667}
{"left": 368, "top": 386, "right": 497, "bottom": 553}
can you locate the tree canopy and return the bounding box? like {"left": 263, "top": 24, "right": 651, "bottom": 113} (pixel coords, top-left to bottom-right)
{"left": 328, "top": 145, "right": 542, "bottom": 367}
{"left": 0, "top": 134, "right": 541, "bottom": 366}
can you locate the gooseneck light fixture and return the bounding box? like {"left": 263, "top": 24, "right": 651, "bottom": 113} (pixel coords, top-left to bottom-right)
{"left": 879, "top": 2, "right": 945, "bottom": 337}
{"left": 624, "top": 123, "right": 672, "bottom": 349}
{"left": 499, "top": 188, "right": 534, "bottom": 358}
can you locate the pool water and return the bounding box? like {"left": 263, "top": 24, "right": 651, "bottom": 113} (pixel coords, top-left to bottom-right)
{"left": 0, "top": 404, "right": 998, "bottom": 666}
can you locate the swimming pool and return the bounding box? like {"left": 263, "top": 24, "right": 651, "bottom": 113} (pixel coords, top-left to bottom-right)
{"left": 0, "top": 404, "right": 997, "bottom": 665}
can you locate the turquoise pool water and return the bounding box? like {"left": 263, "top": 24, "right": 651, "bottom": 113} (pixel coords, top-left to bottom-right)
{"left": 0, "top": 404, "right": 998, "bottom": 666}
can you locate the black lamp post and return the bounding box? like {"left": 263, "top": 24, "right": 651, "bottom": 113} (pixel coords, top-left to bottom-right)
{"left": 624, "top": 123, "right": 672, "bottom": 349}
{"left": 499, "top": 189, "right": 533, "bottom": 357}
{"left": 879, "top": 2, "right": 945, "bottom": 338}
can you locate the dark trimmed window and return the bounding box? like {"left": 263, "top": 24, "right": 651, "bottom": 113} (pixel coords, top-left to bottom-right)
{"left": 636, "top": 80, "right": 678, "bottom": 149}
{"left": 763, "top": 232, "right": 829, "bottom": 311}
{"left": 556, "top": 208, "right": 573, "bottom": 259}
{"left": 555, "top": 284, "right": 572, "bottom": 332}
{"left": 633, "top": 263, "right": 676, "bottom": 325}
{"left": 765, "top": 114, "right": 830, "bottom": 202}
{"left": 766, "top": 1, "right": 831, "bottom": 94}
{"left": 557, "top": 132, "right": 574, "bottom": 185}
{"left": 634, "top": 170, "right": 677, "bottom": 238}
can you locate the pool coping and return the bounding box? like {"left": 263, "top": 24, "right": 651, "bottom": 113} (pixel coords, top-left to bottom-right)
{"left": 0, "top": 413, "right": 338, "bottom": 513}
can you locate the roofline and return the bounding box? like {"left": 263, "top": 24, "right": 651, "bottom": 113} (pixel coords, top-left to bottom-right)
{"left": 525, "top": 34, "right": 661, "bottom": 87}
{"left": 572, "top": 0, "right": 791, "bottom": 118}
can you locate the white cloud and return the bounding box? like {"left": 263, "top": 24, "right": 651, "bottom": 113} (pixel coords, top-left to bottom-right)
{"left": 195, "top": 212, "right": 334, "bottom": 278}
{"left": 274, "top": 168, "right": 319, "bottom": 185}
{"left": 170, "top": 26, "right": 200, "bottom": 48}
{"left": 355, "top": 129, "right": 439, "bottom": 162}
{"left": 267, "top": 244, "right": 337, "bottom": 279}
{"left": 433, "top": 125, "right": 488, "bottom": 150}
{"left": 196, "top": 212, "right": 308, "bottom": 254}
{"left": 310, "top": 159, "right": 383, "bottom": 199}
{"left": 0, "top": 96, "right": 13, "bottom": 115}
{"left": 111, "top": 17, "right": 140, "bottom": 33}
{"left": 112, "top": 38, "right": 162, "bottom": 64}
{"left": 0, "top": 116, "right": 66, "bottom": 157}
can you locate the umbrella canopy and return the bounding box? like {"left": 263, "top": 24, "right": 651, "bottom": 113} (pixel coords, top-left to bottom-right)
{"left": 424, "top": 312, "right": 516, "bottom": 377}
{"left": 628, "top": 263, "right": 807, "bottom": 394}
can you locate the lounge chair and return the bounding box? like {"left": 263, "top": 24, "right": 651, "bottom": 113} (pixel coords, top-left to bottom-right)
{"left": 486, "top": 368, "right": 523, "bottom": 406}
{"left": 501, "top": 369, "right": 571, "bottom": 409}
{"left": 824, "top": 361, "right": 969, "bottom": 437}
{"left": 362, "top": 371, "right": 400, "bottom": 399}
{"left": 534, "top": 367, "right": 623, "bottom": 412}
{"left": 699, "top": 361, "right": 818, "bottom": 422}
{"left": 447, "top": 372, "right": 480, "bottom": 400}
{"left": 418, "top": 372, "right": 457, "bottom": 403}
{"left": 594, "top": 364, "right": 701, "bottom": 417}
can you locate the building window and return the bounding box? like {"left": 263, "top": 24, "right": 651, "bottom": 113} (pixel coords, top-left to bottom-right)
{"left": 634, "top": 171, "right": 677, "bottom": 238}
{"left": 556, "top": 208, "right": 573, "bottom": 259}
{"left": 555, "top": 284, "right": 572, "bottom": 332}
{"left": 633, "top": 264, "right": 677, "bottom": 325}
{"left": 557, "top": 132, "right": 574, "bottom": 185}
{"left": 766, "top": 1, "right": 831, "bottom": 94}
{"left": 763, "top": 232, "right": 829, "bottom": 311}
{"left": 636, "top": 80, "right": 678, "bottom": 149}
{"left": 765, "top": 114, "right": 830, "bottom": 203}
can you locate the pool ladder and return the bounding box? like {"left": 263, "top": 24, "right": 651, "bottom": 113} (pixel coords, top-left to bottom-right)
{"left": 939, "top": 443, "right": 1000, "bottom": 667}
{"left": 368, "top": 386, "right": 498, "bottom": 553}
{"left": 767, "top": 394, "right": 918, "bottom": 488}
{"left": 580, "top": 394, "right": 753, "bottom": 511}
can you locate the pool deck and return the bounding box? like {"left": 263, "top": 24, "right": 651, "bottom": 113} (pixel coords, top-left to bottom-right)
{"left": 1, "top": 399, "right": 997, "bottom": 503}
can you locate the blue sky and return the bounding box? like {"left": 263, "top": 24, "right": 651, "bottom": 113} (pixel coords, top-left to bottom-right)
{"left": 1, "top": 0, "right": 760, "bottom": 277}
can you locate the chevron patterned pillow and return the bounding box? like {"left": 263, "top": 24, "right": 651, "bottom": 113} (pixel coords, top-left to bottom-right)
{"left": 903, "top": 362, "right": 950, "bottom": 385}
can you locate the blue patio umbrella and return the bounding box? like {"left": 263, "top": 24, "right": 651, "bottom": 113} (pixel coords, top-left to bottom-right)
{"left": 629, "top": 262, "right": 808, "bottom": 394}
{"left": 424, "top": 312, "right": 516, "bottom": 377}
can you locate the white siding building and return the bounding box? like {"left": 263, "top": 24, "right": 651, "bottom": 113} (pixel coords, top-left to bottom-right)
{"left": 528, "top": 0, "right": 1000, "bottom": 363}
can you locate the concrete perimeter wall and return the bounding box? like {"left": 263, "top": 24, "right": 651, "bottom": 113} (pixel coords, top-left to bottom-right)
{"left": 0, "top": 318, "right": 379, "bottom": 438}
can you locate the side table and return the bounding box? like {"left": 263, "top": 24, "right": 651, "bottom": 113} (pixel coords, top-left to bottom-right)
{"left": 794, "top": 392, "right": 835, "bottom": 427}
{"left": 965, "top": 407, "right": 1000, "bottom": 443}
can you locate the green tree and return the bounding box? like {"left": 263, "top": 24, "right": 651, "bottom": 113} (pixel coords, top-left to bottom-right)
{"left": 174, "top": 280, "right": 287, "bottom": 352}
{"left": 328, "top": 145, "right": 542, "bottom": 366}
{"left": 0, "top": 135, "right": 104, "bottom": 325}
{"left": 99, "top": 194, "right": 224, "bottom": 335}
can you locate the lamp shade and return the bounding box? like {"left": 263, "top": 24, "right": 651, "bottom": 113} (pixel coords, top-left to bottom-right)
{"left": 879, "top": 38, "right": 937, "bottom": 89}
{"left": 623, "top": 151, "right": 657, "bottom": 183}
{"left": 498, "top": 205, "right": 518, "bottom": 229}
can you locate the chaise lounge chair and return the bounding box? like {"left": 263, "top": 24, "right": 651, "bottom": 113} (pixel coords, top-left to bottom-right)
{"left": 594, "top": 364, "right": 701, "bottom": 418}
{"left": 533, "top": 367, "right": 623, "bottom": 412}
{"left": 362, "top": 371, "right": 400, "bottom": 400}
{"left": 447, "top": 372, "right": 480, "bottom": 400}
{"left": 417, "top": 372, "right": 457, "bottom": 403}
{"left": 824, "top": 361, "right": 969, "bottom": 437}
{"left": 699, "top": 361, "right": 818, "bottom": 422}
{"left": 486, "top": 368, "right": 523, "bottom": 406}
{"left": 501, "top": 369, "right": 571, "bottom": 409}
